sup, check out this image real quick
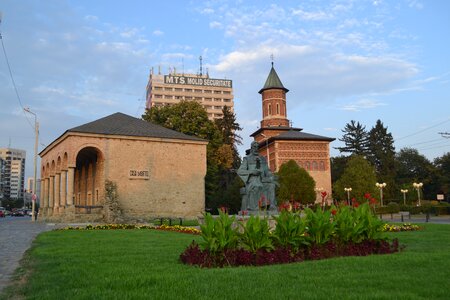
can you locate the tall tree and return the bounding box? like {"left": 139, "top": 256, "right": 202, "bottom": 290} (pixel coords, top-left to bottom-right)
{"left": 395, "top": 147, "right": 435, "bottom": 200}
{"left": 434, "top": 152, "right": 450, "bottom": 198}
{"left": 215, "top": 106, "right": 242, "bottom": 169}
{"left": 367, "top": 120, "right": 397, "bottom": 199}
{"left": 277, "top": 160, "right": 316, "bottom": 205}
{"left": 333, "top": 155, "right": 377, "bottom": 202}
{"left": 330, "top": 155, "right": 350, "bottom": 184}
{"left": 335, "top": 120, "right": 369, "bottom": 155}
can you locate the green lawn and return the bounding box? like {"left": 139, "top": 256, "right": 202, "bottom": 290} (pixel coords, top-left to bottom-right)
{"left": 2, "top": 224, "right": 450, "bottom": 300}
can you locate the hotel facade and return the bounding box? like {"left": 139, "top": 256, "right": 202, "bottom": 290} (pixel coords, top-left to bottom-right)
{"left": 146, "top": 70, "right": 234, "bottom": 120}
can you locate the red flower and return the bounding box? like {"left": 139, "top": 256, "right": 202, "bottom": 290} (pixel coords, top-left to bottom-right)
{"left": 369, "top": 198, "right": 377, "bottom": 205}
{"left": 364, "top": 193, "right": 371, "bottom": 199}
{"left": 331, "top": 209, "right": 337, "bottom": 216}
{"left": 219, "top": 206, "right": 228, "bottom": 213}
{"left": 292, "top": 201, "right": 301, "bottom": 211}
{"left": 352, "top": 202, "right": 360, "bottom": 208}
{"left": 321, "top": 191, "right": 328, "bottom": 198}
{"left": 241, "top": 210, "right": 248, "bottom": 216}
{"left": 279, "top": 202, "right": 292, "bottom": 212}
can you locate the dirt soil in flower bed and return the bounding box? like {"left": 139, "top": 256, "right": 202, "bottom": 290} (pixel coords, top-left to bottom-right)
{"left": 180, "top": 239, "right": 402, "bottom": 268}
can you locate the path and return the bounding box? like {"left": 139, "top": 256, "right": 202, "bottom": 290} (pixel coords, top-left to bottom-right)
{"left": 0, "top": 217, "right": 56, "bottom": 293}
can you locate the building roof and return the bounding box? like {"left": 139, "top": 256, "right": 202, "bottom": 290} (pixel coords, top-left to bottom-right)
{"left": 257, "top": 130, "right": 335, "bottom": 148}
{"left": 259, "top": 64, "right": 289, "bottom": 94}
{"left": 67, "top": 112, "right": 206, "bottom": 142}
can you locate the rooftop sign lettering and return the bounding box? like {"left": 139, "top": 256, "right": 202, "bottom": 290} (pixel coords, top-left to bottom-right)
{"left": 164, "top": 75, "right": 232, "bottom": 88}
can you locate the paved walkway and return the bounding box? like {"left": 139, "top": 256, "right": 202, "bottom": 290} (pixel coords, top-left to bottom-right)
{"left": 0, "top": 217, "right": 57, "bottom": 293}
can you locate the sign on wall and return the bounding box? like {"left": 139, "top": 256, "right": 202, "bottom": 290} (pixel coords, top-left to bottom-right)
{"left": 164, "top": 75, "right": 232, "bottom": 88}
{"left": 129, "top": 170, "right": 150, "bottom": 180}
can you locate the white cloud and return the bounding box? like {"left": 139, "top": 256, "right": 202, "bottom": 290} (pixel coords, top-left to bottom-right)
{"left": 153, "top": 29, "right": 164, "bottom": 36}
{"left": 209, "top": 21, "right": 222, "bottom": 29}
{"left": 340, "top": 99, "right": 386, "bottom": 111}
{"left": 292, "top": 9, "right": 333, "bottom": 21}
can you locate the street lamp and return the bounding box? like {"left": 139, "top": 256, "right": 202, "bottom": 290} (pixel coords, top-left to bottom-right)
{"left": 400, "top": 189, "right": 408, "bottom": 205}
{"left": 260, "top": 133, "right": 270, "bottom": 170}
{"left": 413, "top": 182, "right": 423, "bottom": 206}
{"left": 23, "top": 107, "right": 39, "bottom": 222}
{"left": 376, "top": 182, "right": 387, "bottom": 207}
{"left": 344, "top": 187, "right": 352, "bottom": 205}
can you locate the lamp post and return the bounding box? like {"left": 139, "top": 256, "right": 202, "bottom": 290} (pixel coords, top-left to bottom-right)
{"left": 376, "top": 182, "right": 387, "bottom": 207}
{"left": 413, "top": 182, "right": 423, "bottom": 206}
{"left": 344, "top": 187, "right": 352, "bottom": 205}
{"left": 260, "top": 133, "right": 270, "bottom": 170}
{"left": 400, "top": 189, "right": 408, "bottom": 205}
{"left": 23, "top": 107, "right": 38, "bottom": 222}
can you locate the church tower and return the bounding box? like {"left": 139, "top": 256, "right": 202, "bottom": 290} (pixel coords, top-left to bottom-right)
{"left": 259, "top": 63, "right": 290, "bottom": 128}
{"left": 250, "top": 63, "right": 335, "bottom": 203}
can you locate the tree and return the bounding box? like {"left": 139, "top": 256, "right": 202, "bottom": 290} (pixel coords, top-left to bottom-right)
{"left": 277, "top": 160, "right": 316, "bottom": 205}
{"left": 367, "top": 120, "right": 397, "bottom": 199}
{"left": 434, "top": 152, "right": 450, "bottom": 198}
{"left": 330, "top": 155, "right": 350, "bottom": 184}
{"left": 395, "top": 148, "right": 435, "bottom": 200}
{"left": 333, "top": 155, "right": 377, "bottom": 202}
{"left": 335, "top": 120, "right": 369, "bottom": 155}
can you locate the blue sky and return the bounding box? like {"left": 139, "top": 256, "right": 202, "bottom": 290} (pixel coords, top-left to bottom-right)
{"left": 1, "top": 0, "right": 449, "bottom": 180}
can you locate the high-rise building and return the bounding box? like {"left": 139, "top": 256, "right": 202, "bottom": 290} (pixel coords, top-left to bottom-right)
{"left": 0, "top": 148, "right": 26, "bottom": 199}
{"left": 146, "top": 69, "right": 234, "bottom": 120}
{"left": 0, "top": 157, "right": 5, "bottom": 199}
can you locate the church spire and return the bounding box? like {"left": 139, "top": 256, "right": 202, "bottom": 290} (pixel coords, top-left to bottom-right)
{"left": 259, "top": 63, "right": 289, "bottom": 94}
{"left": 259, "top": 63, "right": 290, "bottom": 128}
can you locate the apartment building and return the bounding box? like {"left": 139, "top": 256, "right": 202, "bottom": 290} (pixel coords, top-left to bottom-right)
{"left": 0, "top": 148, "right": 26, "bottom": 199}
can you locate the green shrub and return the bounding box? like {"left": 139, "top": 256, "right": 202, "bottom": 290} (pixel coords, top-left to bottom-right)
{"left": 304, "top": 208, "right": 335, "bottom": 245}
{"left": 333, "top": 205, "right": 365, "bottom": 244}
{"left": 239, "top": 216, "right": 274, "bottom": 253}
{"left": 200, "top": 211, "right": 239, "bottom": 254}
{"left": 272, "top": 211, "right": 309, "bottom": 251}
{"left": 386, "top": 202, "right": 400, "bottom": 214}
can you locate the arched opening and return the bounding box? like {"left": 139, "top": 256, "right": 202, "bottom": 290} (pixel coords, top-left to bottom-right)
{"left": 74, "top": 147, "right": 104, "bottom": 210}
{"left": 276, "top": 103, "right": 280, "bottom": 114}
{"left": 268, "top": 104, "right": 272, "bottom": 115}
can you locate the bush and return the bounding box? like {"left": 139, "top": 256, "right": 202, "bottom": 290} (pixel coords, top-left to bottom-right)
{"left": 200, "top": 211, "right": 239, "bottom": 254}
{"left": 386, "top": 202, "right": 400, "bottom": 214}
{"left": 239, "top": 216, "right": 273, "bottom": 253}
{"left": 272, "top": 211, "right": 309, "bottom": 252}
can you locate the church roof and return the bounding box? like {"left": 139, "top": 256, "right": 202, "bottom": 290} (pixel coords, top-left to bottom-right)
{"left": 272, "top": 130, "right": 335, "bottom": 142}
{"left": 259, "top": 64, "right": 289, "bottom": 94}
{"left": 67, "top": 112, "right": 206, "bottom": 142}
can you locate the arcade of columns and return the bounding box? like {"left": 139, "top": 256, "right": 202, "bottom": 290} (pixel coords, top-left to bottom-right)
{"left": 40, "top": 156, "right": 75, "bottom": 215}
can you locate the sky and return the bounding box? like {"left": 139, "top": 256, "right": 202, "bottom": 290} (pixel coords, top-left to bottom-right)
{"left": 1, "top": 0, "right": 449, "bottom": 181}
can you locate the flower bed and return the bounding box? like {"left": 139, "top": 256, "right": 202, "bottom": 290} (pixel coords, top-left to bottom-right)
{"left": 382, "top": 223, "right": 421, "bottom": 232}
{"left": 59, "top": 223, "right": 200, "bottom": 234}
{"left": 180, "top": 203, "right": 405, "bottom": 268}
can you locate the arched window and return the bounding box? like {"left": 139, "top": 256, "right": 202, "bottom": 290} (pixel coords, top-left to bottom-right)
{"left": 268, "top": 104, "right": 272, "bottom": 115}
{"left": 312, "top": 161, "right": 318, "bottom": 171}
{"left": 306, "top": 161, "right": 310, "bottom": 170}
{"left": 276, "top": 103, "right": 280, "bottom": 114}
{"left": 319, "top": 161, "right": 325, "bottom": 171}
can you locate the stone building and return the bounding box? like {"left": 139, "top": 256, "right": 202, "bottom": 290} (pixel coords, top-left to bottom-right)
{"left": 39, "top": 112, "right": 207, "bottom": 222}
{"left": 251, "top": 64, "right": 335, "bottom": 200}
{"left": 146, "top": 69, "right": 233, "bottom": 120}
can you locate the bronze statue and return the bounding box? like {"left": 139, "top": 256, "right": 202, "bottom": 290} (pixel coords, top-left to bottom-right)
{"left": 237, "top": 141, "right": 277, "bottom": 211}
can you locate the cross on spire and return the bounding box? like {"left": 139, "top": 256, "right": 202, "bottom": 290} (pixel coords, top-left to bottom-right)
{"left": 270, "top": 53, "right": 274, "bottom": 67}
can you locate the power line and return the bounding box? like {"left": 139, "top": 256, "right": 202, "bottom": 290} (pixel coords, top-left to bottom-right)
{"left": 0, "top": 21, "right": 34, "bottom": 130}
{"left": 396, "top": 117, "right": 450, "bottom": 141}
{"left": 404, "top": 137, "right": 444, "bottom": 146}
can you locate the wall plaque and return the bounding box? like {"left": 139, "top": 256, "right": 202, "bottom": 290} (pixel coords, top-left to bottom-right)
{"left": 129, "top": 170, "right": 150, "bottom": 180}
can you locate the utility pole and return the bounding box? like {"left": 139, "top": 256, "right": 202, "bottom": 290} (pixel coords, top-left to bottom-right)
{"left": 24, "top": 107, "right": 39, "bottom": 221}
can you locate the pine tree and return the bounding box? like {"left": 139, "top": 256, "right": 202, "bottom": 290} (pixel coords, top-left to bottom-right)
{"left": 335, "top": 120, "right": 369, "bottom": 155}
{"left": 368, "top": 120, "right": 397, "bottom": 199}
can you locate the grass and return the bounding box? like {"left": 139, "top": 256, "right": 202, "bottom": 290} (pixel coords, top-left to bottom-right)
{"left": 2, "top": 224, "right": 450, "bottom": 300}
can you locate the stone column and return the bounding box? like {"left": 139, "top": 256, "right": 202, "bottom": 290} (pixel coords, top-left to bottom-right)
{"left": 48, "top": 175, "right": 54, "bottom": 216}
{"left": 44, "top": 178, "right": 49, "bottom": 215}
{"left": 54, "top": 172, "right": 61, "bottom": 213}
{"left": 40, "top": 178, "right": 45, "bottom": 209}
{"left": 61, "top": 170, "right": 67, "bottom": 208}
{"left": 67, "top": 167, "right": 75, "bottom": 206}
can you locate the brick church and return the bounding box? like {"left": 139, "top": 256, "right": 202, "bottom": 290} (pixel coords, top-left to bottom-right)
{"left": 252, "top": 63, "right": 335, "bottom": 200}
